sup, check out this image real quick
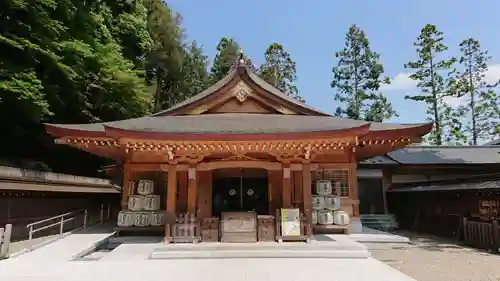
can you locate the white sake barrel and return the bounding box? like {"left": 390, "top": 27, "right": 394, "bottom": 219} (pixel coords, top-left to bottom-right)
{"left": 333, "top": 210, "right": 350, "bottom": 226}
{"left": 134, "top": 212, "right": 150, "bottom": 227}
{"left": 149, "top": 212, "right": 165, "bottom": 226}
{"left": 312, "top": 195, "right": 325, "bottom": 210}
{"left": 318, "top": 210, "right": 334, "bottom": 225}
{"left": 311, "top": 211, "right": 318, "bottom": 225}
{"left": 316, "top": 180, "right": 332, "bottom": 195}
{"left": 128, "top": 195, "right": 144, "bottom": 211}
{"left": 137, "top": 180, "right": 155, "bottom": 195}
{"left": 117, "top": 211, "right": 135, "bottom": 227}
{"left": 323, "top": 195, "right": 341, "bottom": 210}
{"left": 143, "top": 194, "right": 161, "bottom": 211}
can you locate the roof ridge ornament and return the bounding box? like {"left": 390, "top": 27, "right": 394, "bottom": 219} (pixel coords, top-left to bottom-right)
{"left": 229, "top": 49, "right": 257, "bottom": 72}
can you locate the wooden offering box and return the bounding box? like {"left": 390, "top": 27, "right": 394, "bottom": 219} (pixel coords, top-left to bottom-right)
{"left": 167, "top": 212, "right": 201, "bottom": 244}
{"left": 257, "top": 215, "right": 275, "bottom": 242}
{"left": 201, "top": 217, "right": 219, "bottom": 242}
{"left": 220, "top": 212, "right": 257, "bottom": 243}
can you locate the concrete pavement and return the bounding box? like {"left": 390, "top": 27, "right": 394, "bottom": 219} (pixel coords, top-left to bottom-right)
{"left": 0, "top": 257, "right": 417, "bottom": 281}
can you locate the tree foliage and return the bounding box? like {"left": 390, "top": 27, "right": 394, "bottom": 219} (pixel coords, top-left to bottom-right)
{"left": 0, "top": 0, "right": 208, "bottom": 175}
{"left": 331, "top": 25, "right": 397, "bottom": 121}
{"left": 209, "top": 37, "right": 240, "bottom": 83}
{"left": 453, "top": 38, "right": 500, "bottom": 144}
{"left": 404, "top": 24, "right": 457, "bottom": 145}
{"left": 259, "top": 43, "right": 301, "bottom": 99}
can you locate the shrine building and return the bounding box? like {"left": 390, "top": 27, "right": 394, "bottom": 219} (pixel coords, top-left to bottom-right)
{"left": 44, "top": 53, "right": 432, "bottom": 242}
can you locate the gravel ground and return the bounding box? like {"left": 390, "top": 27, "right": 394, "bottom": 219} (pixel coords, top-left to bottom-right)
{"left": 370, "top": 232, "right": 500, "bottom": 281}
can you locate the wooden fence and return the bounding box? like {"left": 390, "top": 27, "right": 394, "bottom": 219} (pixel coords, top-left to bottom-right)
{"left": 0, "top": 224, "right": 12, "bottom": 259}
{"left": 462, "top": 218, "right": 500, "bottom": 252}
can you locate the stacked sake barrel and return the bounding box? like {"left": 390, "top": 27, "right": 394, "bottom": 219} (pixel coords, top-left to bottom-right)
{"left": 117, "top": 180, "right": 165, "bottom": 228}
{"left": 312, "top": 180, "right": 349, "bottom": 226}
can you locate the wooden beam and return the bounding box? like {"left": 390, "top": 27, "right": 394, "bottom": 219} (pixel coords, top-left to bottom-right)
{"left": 197, "top": 171, "right": 213, "bottom": 219}
{"left": 302, "top": 163, "right": 312, "bottom": 235}
{"left": 187, "top": 165, "right": 197, "bottom": 214}
{"left": 166, "top": 164, "right": 177, "bottom": 221}
{"left": 177, "top": 171, "right": 188, "bottom": 213}
{"left": 121, "top": 163, "right": 132, "bottom": 209}
{"left": 282, "top": 164, "right": 292, "bottom": 208}
{"left": 198, "top": 161, "right": 282, "bottom": 171}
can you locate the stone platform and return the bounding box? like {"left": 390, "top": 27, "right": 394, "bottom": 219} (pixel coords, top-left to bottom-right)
{"left": 150, "top": 235, "right": 370, "bottom": 259}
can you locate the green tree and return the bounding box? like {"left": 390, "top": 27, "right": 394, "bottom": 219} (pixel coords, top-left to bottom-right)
{"left": 453, "top": 38, "right": 500, "bottom": 144}
{"left": 404, "top": 24, "right": 457, "bottom": 145}
{"left": 259, "top": 43, "right": 301, "bottom": 99}
{"left": 331, "top": 24, "right": 397, "bottom": 121}
{"left": 210, "top": 37, "right": 240, "bottom": 83}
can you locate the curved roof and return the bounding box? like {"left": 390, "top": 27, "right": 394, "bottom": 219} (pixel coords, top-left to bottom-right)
{"left": 44, "top": 52, "right": 432, "bottom": 142}
{"left": 153, "top": 53, "right": 330, "bottom": 116}
{"left": 45, "top": 113, "right": 431, "bottom": 141}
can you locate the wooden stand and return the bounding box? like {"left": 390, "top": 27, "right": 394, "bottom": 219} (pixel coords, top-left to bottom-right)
{"left": 275, "top": 209, "right": 311, "bottom": 243}
{"left": 257, "top": 215, "right": 275, "bottom": 242}
{"left": 220, "top": 212, "right": 257, "bottom": 243}
{"left": 312, "top": 224, "right": 349, "bottom": 234}
{"left": 165, "top": 212, "right": 201, "bottom": 244}
{"left": 201, "top": 217, "right": 219, "bottom": 242}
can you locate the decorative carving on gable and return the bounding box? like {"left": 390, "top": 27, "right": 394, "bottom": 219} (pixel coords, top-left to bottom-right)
{"left": 231, "top": 81, "right": 253, "bottom": 103}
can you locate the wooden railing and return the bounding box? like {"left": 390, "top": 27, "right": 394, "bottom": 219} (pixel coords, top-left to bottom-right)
{"left": 0, "top": 224, "right": 12, "bottom": 259}
{"left": 462, "top": 218, "right": 500, "bottom": 252}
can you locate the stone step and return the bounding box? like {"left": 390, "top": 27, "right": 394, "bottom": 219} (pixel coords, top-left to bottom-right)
{"left": 150, "top": 248, "right": 370, "bottom": 259}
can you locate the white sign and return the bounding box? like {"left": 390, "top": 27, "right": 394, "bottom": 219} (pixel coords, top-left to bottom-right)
{"left": 281, "top": 208, "right": 301, "bottom": 236}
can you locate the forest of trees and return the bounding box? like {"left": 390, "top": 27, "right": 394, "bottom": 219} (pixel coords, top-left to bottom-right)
{"left": 1, "top": 1, "right": 499, "bottom": 175}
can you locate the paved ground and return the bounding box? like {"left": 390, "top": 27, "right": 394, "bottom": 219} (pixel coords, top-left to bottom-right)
{"left": 0, "top": 257, "right": 416, "bottom": 281}
{"left": 7, "top": 226, "right": 115, "bottom": 262}
{"left": 8, "top": 234, "right": 60, "bottom": 255}
{"left": 370, "top": 232, "right": 500, "bottom": 281}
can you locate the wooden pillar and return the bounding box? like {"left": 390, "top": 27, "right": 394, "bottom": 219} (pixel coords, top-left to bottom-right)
{"left": 268, "top": 170, "right": 282, "bottom": 213}
{"left": 197, "top": 171, "right": 213, "bottom": 219}
{"left": 381, "top": 169, "right": 392, "bottom": 214}
{"left": 348, "top": 162, "right": 360, "bottom": 219}
{"left": 187, "top": 165, "right": 197, "bottom": 214}
{"left": 166, "top": 164, "right": 177, "bottom": 221}
{"left": 121, "top": 163, "right": 132, "bottom": 209}
{"left": 302, "top": 163, "right": 312, "bottom": 230}
{"left": 282, "top": 164, "right": 292, "bottom": 208}
{"left": 177, "top": 171, "right": 188, "bottom": 213}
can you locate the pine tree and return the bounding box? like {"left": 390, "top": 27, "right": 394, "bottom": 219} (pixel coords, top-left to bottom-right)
{"left": 259, "top": 43, "right": 301, "bottom": 99}
{"left": 454, "top": 38, "right": 500, "bottom": 144}
{"left": 331, "top": 25, "right": 397, "bottom": 121}
{"left": 404, "top": 24, "right": 457, "bottom": 145}
{"left": 210, "top": 37, "right": 240, "bottom": 83}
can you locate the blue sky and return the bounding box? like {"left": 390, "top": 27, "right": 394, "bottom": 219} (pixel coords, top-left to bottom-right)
{"left": 168, "top": 0, "right": 500, "bottom": 123}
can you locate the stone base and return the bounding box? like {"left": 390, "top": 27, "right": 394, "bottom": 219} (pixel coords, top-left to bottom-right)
{"left": 150, "top": 240, "right": 370, "bottom": 259}
{"left": 350, "top": 220, "right": 363, "bottom": 233}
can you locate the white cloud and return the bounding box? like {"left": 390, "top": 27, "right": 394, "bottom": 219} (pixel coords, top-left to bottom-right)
{"left": 443, "top": 95, "right": 467, "bottom": 107}
{"left": 382, "top": 64, "right": 500, "bottom": 107}
{"left": 380, "top": 73, "right": 417, "bottom": 92}
{"left": 485, "top": 64, "right": 500, "bottom": 85}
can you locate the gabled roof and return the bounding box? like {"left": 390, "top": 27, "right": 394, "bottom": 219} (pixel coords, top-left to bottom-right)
{"left": 45, "top": 113, "right": 430, "bottom": 140}
{"left": 386, "top": 146, "right": 500, "bottom": 164}
{"left": 153, "top": 52, "right": 330, "bottom": 116}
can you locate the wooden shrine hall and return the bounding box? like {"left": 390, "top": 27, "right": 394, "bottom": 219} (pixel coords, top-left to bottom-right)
{"left": 45, "top": 52, "right": 432, "bottom": 243}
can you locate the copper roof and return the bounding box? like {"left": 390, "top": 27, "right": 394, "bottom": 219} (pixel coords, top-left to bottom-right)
{"left": 46, "top": 113, "right": 429, "bottom": 137}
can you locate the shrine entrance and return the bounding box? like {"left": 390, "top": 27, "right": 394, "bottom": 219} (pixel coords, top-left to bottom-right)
{"left": 212, "top": 168, "right": 268, "bottom": 217}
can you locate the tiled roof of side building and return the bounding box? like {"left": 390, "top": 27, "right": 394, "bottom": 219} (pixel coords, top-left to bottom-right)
{"left": 386, "top": 146, "right": 500, "bottom": 164}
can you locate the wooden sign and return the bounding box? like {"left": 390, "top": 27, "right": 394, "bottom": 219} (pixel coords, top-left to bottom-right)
{"left": 281, "top": 208, "right": 301, "bottom": 236}
{"left": 479, "top": 200, "right": 500, "bottom": 221}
